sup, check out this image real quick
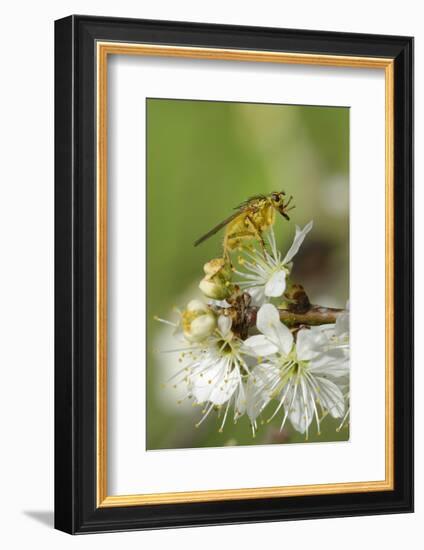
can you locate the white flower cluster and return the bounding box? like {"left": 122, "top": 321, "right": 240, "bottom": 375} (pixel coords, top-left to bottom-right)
{"left": 244, "top": 303, "right": 349, "bottom": 437}
{"left": 156, "top": 223, "right": 350, "bottom": 439}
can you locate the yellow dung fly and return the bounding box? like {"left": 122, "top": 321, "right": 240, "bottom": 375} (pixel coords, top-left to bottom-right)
{"left": 194, "top": 191, "right": 294, "bottom": 257}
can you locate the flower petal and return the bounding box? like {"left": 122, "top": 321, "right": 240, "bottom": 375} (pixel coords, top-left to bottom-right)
{"left": 335, "top": 311, "right": 349, "bottom": 339}
{"left": 264, "top": 269, "right": 286, "bottom": 297}
{"left": 189, "top": 360, "right": 223, "bottom": 403}
{"left": 288, "top": 389, "right": 314, "bottom": 434}
{"left": 315, "top": 377, "right": 345, "bottom": 418}
{"left": 235, "top": 382, "right": 247, "bottom": 417}
{"left": 208, "top": 299, "right": 231, "bottom": 308}
{"left": 246, "top": 364, "right": 279, "bottom": 421}
{"left": 256, "top": 304, "right": 293, "bottom": 355}
{"left": 296, "top": 327, "right": 328, "bottom": 361}
{"left": 310, "top": 350, "right": 349, "bottom": 378}
{"left": 282, "top": 221, "right": 313, "bottom": 265}
{"left": 217, "top": 315, "right": 232, "bottom": 337}
{"left": 247, "top": 285, "right": 266, "bottom": 306}
{"left": 209, "top": 366, "right": 239, "bottom": 405}
{"left": 243, "top": 335, "right": 279, "bottom": 356}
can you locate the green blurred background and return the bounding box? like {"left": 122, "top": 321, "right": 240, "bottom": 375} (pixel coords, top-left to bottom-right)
{"left": 146, "top": 98, "right": 349, "bottom": 450}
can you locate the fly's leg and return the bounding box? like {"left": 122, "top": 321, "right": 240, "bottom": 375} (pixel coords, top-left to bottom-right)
{"left": 281, "top": 196, "right": 296, "bottom": 221}
{"left": 284, "top": 195, "right": 294, "bottom": 209}
{"left": 223, "top": 237, "right": 233, "bottom": 266}
{"left": 244, "top": 215, "right": 267, "bottom": 255}
{"left": 223, "top": 232, "right": 243, "bottom": 266}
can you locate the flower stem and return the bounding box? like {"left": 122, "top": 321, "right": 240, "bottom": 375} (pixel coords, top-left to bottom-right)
{"left": 250, "top": 305, "right": 344, "bottom": 327}
{"left": 212, "top": 287, "right": 345, "bottom": 333}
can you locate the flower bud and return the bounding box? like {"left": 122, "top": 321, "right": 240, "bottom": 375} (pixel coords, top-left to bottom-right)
{"left": 199, "top": 276, "right": 230, "bottom": 300}
{"left": 200, "top": 258, "right": 233, "bottom": 300}
{"left": 181, "top": 301, "right": 216, "bottom": 342}
{"left": 186, "top": 299, "right": 208, "bottom": 313}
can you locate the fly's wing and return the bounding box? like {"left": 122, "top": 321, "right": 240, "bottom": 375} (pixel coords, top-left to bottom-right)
{"left": 194, "top": 210, "right": 242, "bottom": 247}
{"left": 234, "top": 194, "right": 266, "bottom": 210}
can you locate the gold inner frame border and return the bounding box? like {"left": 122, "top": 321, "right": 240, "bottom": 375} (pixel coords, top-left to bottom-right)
{"left": 96, "top": 42, "right": 394, "bottom": 507}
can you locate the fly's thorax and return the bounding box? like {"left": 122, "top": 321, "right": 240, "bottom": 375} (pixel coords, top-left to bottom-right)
{"left": 250, "top": 201, "right": 275, "bottom": 229}
{"left": 223, "top": 201, "right": 276, "bottom": 251}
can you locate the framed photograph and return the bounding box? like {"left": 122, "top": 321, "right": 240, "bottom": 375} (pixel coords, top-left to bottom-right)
{"left": 54, "top": 15, "right": 413, "bottom": 533}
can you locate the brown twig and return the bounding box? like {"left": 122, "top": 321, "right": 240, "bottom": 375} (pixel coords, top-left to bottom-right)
{"left": 246, "top": 304, "right": 344, "bottom": 328}
{"left": 212, "top": 284, "right": 345, "bottom": 336}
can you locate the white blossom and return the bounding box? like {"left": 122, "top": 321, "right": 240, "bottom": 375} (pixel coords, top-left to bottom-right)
{"left": 159, "top": 314, "right": 254, "bottom": 431}
{"left": 244, "top": 303, "right": 348, "bottom": 437}
{"left": 234, "top": 221, "right": 313, "bottom": 305}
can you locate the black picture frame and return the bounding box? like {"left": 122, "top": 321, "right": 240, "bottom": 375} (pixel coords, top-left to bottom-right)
{"left": 55, "top": 14, "right": 414, "bottom": 534}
